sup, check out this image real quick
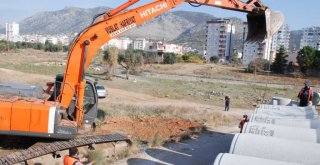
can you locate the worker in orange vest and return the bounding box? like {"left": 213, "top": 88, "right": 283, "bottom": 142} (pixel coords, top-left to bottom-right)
{"left": 64, "top": 147, "right": 94, "bottom": 165}
{"left": 239, "top": 114, "right": 249, "bottom": 133}
{"left": 298, "top": 81, "right": 313, "bottom": 107}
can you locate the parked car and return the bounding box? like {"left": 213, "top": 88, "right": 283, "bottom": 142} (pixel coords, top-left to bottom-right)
{"left": 96, "top": 84, "right": 107, "bottom": 98}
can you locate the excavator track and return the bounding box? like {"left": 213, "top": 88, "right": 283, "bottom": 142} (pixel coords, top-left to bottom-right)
{"left": 0, "top": 134, "right": 129, "bottom": 165}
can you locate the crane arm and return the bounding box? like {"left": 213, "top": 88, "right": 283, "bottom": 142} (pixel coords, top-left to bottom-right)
{"left": 59, "top": 0, "right": 278, "bottom": 125}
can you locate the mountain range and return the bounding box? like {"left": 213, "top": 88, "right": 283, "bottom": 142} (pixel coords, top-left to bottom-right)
{"left": 3, "top": 6, "right": 246, "bottom": 52}
{"left": 1, "top": 6, "right": 257, "bottom": 52}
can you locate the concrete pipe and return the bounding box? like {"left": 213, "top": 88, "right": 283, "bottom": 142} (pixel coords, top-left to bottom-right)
{"left": 230, "top": 134, "right": 320, "bottom": 165}
{"left": 258, "top": 104, "right": 316, "bottom": 113}
{"left": 250, "top": 114, "right": 320, "bottom": 129}
{"left": 270, "top": 97, "right": 292, "bottom": 106}
{"left": 213, "top": 153, "right": 302, "bottom": 165}
{"left": 242, "top": 122, "right": 320, "bottom": 143}
{"left": 313, "top": 92, "right": 320, "bottom": 106}
{"left": 254, "top": 106, "right": 318, "bottom": 119}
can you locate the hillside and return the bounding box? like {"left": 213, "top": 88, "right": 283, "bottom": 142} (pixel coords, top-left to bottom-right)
{"left": 15, "top": 7, "right": 217, "bottom": 51}
{"left": 19, "top": 7, "right": 111, "bottom": 35}
{"left": 1, "top": 7, "right": 250, "bottom": 52}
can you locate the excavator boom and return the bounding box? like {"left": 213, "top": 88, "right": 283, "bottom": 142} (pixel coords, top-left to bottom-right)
{"left": 0, "top": 0, "right": 284, "bottom": 140}
{"left": 60, "top": 0, "right": 284, "bottom": 126}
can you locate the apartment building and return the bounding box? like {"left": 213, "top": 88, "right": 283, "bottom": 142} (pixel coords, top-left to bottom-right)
{"left": 103, "top": 37, "right": 132, "bottom": 50}
{"left": 133, "top": 38, "right": 147, "bottom": 50}
{"left": 300, "top": 26, "right": 320, "bottom": 49}
{"left": 242, "top": 38, "right": 272, "bottom": 65}
{"left": 5, "top": 22, "right": 19, "bottom": 42}
{"left": 205, "top": 19, "right": 235, "bottom": 62}
{"left": 271, "top": 24, "right": 290, "bottom": 52}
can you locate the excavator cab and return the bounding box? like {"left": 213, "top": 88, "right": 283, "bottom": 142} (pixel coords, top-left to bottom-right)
{"left": 50, "top": 74, "right": 99, "bottom": 127}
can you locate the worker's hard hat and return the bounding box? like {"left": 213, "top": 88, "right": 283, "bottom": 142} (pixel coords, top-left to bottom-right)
{"left": 304, "top": 81, "right": 311, "bottom": 86}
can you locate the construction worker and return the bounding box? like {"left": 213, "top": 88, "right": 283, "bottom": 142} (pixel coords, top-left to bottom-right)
{"left": 298, "top": 81, "right": 313, "bottom": 107}
{"left": 225, "top": 96, "right": 230, "bottom": 111}
{"left": 239, "top": 114, "right": 249, "bottom": 133}
{"left": 64, "top": 147, "right": 94, "bottom": 165}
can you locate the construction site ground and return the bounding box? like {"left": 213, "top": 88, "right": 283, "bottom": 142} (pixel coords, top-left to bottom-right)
{"left": 0, "top": 49, "right": 319, "bottom": 164}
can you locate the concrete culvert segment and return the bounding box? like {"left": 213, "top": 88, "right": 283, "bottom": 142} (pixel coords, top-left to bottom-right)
{"left": 313, "top": 92, "right": 320, "bottom": 106}
{"left": 270, "top": 97, "right": 292, "bottom": 106}
{"left": 254, "top": 106, "right": 318, "bottom": 119}
{"left": 242, "top": 122, "right": 320, "bottom": 143}
{"left": 229, "top": 133, "right": 320, "bottom": 165}
{"left": 258, "top": 104, "right": 316, "bottom": 112}
{"left": 250, "top": 114, "right": 320, "bottom": 129}
{"left": 213, "top": 153, "right": 302, "bottom": 165}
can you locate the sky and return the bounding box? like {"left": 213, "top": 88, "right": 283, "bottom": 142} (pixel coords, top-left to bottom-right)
{"left": 0, "top": 0, "right": 319, "bottom": 30}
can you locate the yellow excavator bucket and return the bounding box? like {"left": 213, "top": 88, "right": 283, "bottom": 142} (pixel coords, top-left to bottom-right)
{"left": 246, "top": 8, "right": 285, "bottom": 41}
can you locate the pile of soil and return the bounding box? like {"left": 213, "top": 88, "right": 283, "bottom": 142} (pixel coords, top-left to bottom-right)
{"left": 96, "top": 116, "right": 202, "bottom": 142}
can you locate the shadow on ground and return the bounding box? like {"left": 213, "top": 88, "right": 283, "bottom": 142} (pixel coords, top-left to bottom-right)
{"left": 0, "top": 135, "right": 56, "bottom": 153}
{"left": 127, "top": 131, "right": 235, "bottom": 165}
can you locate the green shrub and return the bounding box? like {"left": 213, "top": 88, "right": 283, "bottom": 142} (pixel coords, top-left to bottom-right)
{"left": 210, "top": 56, "right": 220, "bottom": 63}
{"left": 163, "top": 53, "right": 177, "bottom": 64}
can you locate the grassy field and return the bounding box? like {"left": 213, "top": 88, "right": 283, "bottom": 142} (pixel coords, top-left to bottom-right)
{"left": 0, "top": 49, "right": 313, "bottom": 109}
{"left": 104, "top": 76, "right": 297, "bottom": 108}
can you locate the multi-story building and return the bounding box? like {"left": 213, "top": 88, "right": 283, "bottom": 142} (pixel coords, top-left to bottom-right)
{"left": 146, "top": 42, "right": 183, "bottom": 55}
{"left": 300, "top": 26, "right": 320, "bottom": 49}
{"left": 133, "top": 38, "right": 147, "bottom": 50}
{"left": 103, "top": 37, "right": 132, "bottom": 50}
{"left": 271, "top": 24, "right": 290, "bottom": 52}
{"left": 47, "top": 37, "right": 58, "bottom": 44}
{"left": 5, "top": 22, "right": 19, "bottom": 42}
{"left": 205, "top": 19, "right": 235, "bottom": 63}
{"left": 242, "top": 24, "right": 290, "bottom": 65}
{"left": 242, "top": 38, "right": 272, "bottom": 65}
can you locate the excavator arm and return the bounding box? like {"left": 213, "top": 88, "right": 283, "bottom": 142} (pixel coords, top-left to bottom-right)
{"left": 59, "top": 0, "right": 284, "bottom": 125}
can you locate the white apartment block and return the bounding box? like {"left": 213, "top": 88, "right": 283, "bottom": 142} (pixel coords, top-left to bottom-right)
{"left": 205, "top": 19, "right": 235, "bottom": 62}
{"left": 146, "top": 42, "right": 183, "bottom": 55}
{"left": 271, "top": 24, "right": 290, "bottom": 52}
{"left": 164, "top": 43, "right": 183, "bottom": 55}
{"left": 47, "top": 37, "right": 58, "bottom": 45}
{"left": 242, "top": 38, "right": 272, "bottom": 65}
{"left": 300, "top": 26, "right": 320, "bottom": 49}
{"left": 133, "top": 38, "right": 147, "bottom": 50}
{"left": 6, "top": 22, "right": 19, "bottom": 42}
{"left": 103, "top": 38, "right": 132, "bottom": 50}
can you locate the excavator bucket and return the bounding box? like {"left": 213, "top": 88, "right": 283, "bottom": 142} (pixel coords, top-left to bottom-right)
{"left": 246, "top": 8, "right": 285, "bottom": 41}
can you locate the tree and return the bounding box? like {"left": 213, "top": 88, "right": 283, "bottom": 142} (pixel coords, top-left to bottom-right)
{"left": 297, "top": 46, "right": 316, "bottom": 73}
{"left": 142, "top": 51, "right": 157, "bottom": 66}
{"left": 118, "top": 48, "right": 144, "bottom": 80}
{"left": 182, "top": 55, "right": 190, "bottom": 62}
{"left": 231, "top": 54, "right": 240, "bottom": 64}
{"left": 247, "top": 58, "right": 269, "bottom": 73}
{"left": 0, "top": 42, "right": 7, "bottom": 51}
{"left": 313, "top": 50, "right": 320, "bottom": 70}
{"left": 287, "top": 61, "right": 295, "bottom": 73}
{"left": 210, "top": 56, "right": 219, "bottom": 63}
{"left": 271, "top": 45, "right": 288, "bottom": 74}
{"left": 34, "top": 43, "right": 44, "bottom": 50}
{"left": 163, "top": 53, "right": 177, "bottom": 64}
{"left": 103, "top": 47, "right": 119, "bottom": 80}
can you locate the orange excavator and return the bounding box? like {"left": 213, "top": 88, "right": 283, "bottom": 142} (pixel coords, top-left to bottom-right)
{"left": 0, "top": 0, "right": 283, "bottom": 139}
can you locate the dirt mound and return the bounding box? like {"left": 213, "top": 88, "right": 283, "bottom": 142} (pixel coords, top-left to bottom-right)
{"left": 97, "top": 116, "right": 202, "bottom": 142}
